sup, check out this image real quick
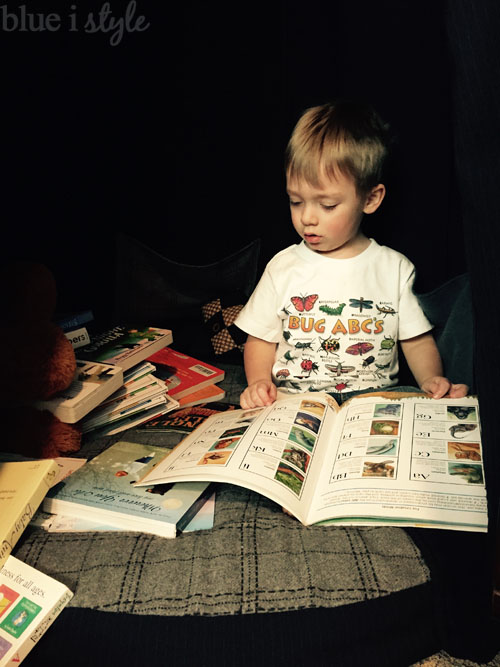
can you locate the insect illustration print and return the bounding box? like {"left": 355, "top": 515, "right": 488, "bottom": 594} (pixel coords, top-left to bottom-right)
{"left": 294, "top": 340, "right": 314, "bottom": 351}
{"left": 318, "top": 336, "right": 340, "bottom": 355}
{"left": 325, "top": 362, "right": 356, "bottom": 376}
{"left": 300, "top": 359, "right": 319, "bottom": 376}
{"left": 334, "top": 381, "right": 350, "bottom": 392}
{"left": 349, "top": 297, "right": 373, "bottom": 312}
{"left": 380, "top": 336, "right": 396, "bottom": 350}
{"left": 290, "top": 294, "right": 318, "bottom": 312}
{"left": 376, "top": 304, "right": 397, "bottom": 317}
{"left": 276, "top": 369, "right": 290, "bottom": 380}
{"left": 283, "top": 330, "right": 292, "bottom": 342}
{"left": 345, "top": 342, "right": 374, "bottom": 356}
{"left": 319, "top": 303, "right": 346, "bottom": 316}
{"left": 282, "top": 351, "right": 298, "bottom": 364}
{"left": 362, "top": 355, "right": 375, "bottom": 367}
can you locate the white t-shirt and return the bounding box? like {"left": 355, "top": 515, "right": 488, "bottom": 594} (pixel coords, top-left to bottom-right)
{"left": 235, "top": 239, "right": 432, "bottom": 393}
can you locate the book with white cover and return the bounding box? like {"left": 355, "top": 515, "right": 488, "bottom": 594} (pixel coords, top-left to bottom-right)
{"left": 0, "top": 555, "right": 73, "bottom": 665}
{"left": 35, "top": 360, "right": 124, "bottom": 423}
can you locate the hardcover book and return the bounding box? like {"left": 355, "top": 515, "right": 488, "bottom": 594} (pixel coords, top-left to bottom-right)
{"left": 43, "top": 441, "right": 212, "bottom": 538}
{"left": 146, "top": 347, "right": 224, "bottom": 400}
{"left": 0, "top": 555, "right": 73, "bottom": 665}
{"left": 0, "top": 460, "right": 59, "bottom": 569}
{"left": 35, "top": 360, "right": 124, "bottom": 423}
{"left": 178, "top": 383, "right": 226, "bottom": 407}
{"left": 136, "top": 392, "right": 488, "bottom": 532}
{"left": 77, "top": 326, "right": 173, "bottom": 371}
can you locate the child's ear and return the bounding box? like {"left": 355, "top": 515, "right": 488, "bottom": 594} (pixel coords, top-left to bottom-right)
{"left": 363, "top": 184, "right": 386, "bottom": 214}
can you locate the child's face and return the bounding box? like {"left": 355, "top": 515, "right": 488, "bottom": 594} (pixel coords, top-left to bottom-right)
{"left": 287, "top": 170, "right": 376, "bottom": 259}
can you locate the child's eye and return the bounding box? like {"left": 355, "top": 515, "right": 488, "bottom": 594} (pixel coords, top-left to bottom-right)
{"left": 322, "top": 204, "right": 337, "bottom": 211}
{"left": 289, "top": 200, "right": 302, "bottom": 207}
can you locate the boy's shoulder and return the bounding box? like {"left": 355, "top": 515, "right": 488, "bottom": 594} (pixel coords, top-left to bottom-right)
{"left": 370, "top": 239, "right": 415, "bottom": 268}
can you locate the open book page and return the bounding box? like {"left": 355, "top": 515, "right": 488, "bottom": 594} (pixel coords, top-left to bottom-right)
{"left": 306, "top": 394, "right": 486, "bottom": 530}
{"left": 135, "top": 393, "right": 341, "bottom": 523}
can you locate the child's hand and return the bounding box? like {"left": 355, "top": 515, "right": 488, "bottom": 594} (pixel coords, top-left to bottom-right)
{"left": 240, "top": 380, "right": 277, "bottom": 409}
{"left": 420, "top": 376, "right": 469, "bottom": 399}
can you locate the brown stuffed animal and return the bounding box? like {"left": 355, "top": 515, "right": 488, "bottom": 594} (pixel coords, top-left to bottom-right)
{"left": 0, "top": 261, "right": 82, "bottom": 458}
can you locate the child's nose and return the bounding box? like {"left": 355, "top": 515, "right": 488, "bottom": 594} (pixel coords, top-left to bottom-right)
{"left": 301, "top": 205, "right": 318, "bottom": 225}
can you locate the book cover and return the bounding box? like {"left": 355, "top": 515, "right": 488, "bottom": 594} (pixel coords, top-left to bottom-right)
{"left": 0, "top": 555, "right": 73, "bottom": 665}
{"left": 178, "top": 383, "right": 226, "bottom": 408}
{"left": 77, "top": 326, "right": 173, "bottom": 371}
{"left": 64, "top": 326, "right": 90, "bottom": 349}
{"left": 146, "top": 347, "right": 224, "bottom": 400}
{"left": 43, "top": 441, "right": 211, "bottom": 538}
{"left": 139, "top": 401, "right": 239, "bottom": 434}
{"left": 35, "top": 360, "right": 124, "bottom": 424}
{"left": 0, "top": 460, "right": 59, "bottom": 569}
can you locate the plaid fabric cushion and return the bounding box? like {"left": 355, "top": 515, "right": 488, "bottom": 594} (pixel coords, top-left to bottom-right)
{"left": 201, "top": 298, "right": 247, "bottom": 356}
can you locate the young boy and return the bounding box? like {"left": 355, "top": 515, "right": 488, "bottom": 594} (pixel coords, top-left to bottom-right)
{"left": 235, "top": 100, "right": 468, "bottom": 409}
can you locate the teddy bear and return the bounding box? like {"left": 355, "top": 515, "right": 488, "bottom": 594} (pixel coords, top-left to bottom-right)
{"left": 0, "top": 260, "right": 82, "bottom": 459}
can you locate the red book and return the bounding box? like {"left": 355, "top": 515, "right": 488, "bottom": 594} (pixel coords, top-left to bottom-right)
{"left": 147, "top": 347, "right": 225, "bottom": 400}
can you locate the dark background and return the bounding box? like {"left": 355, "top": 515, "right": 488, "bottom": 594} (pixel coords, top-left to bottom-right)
{"left": 2, "top": 0, "right": 466, "bottom": 317}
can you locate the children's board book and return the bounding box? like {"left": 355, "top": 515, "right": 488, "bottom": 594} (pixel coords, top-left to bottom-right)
{"left": 35, "top": 360, "right": 124, "bottom": 423}
{"left": 0, "top": 555, "right": 73, "bottom": 666}
{"left": 178, "top": 383, "right": 226, "bottom": 408}
{"left": 77, "top": 326, "right": 173, "bottom": 371}
{"left": 139, "top": 401, "right": 239, "bottom": 434}
{"left": 136, "top": 392, "right": 488, "bottom": 532}
{"left": 146, "top": 347, "right": 224, "bottom": 400}
{"left": 0, "top": 460, "right": 59, "bottom": 569}
{"left": 42, "top": 441, "right": 212, "bottom": 538}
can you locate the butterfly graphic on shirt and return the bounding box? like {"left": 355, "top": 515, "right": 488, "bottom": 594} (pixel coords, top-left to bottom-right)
{"left": 290, "top": 294, "right": 318, "bottom": 312}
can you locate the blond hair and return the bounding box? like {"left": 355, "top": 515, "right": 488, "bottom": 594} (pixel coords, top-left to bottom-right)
{"left": 285, "top": 100, "right": 390, "bottom": 195}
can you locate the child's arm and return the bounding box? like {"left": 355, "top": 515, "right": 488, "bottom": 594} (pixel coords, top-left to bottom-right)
{"left": 240, "top": 335, "right": 278, "bottom": 409}
{"left": 400, "top": 332, "right": 468, "bottom": 398}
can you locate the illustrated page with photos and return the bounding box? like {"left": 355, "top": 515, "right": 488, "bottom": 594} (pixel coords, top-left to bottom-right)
{"left": 136, "top": 394, "right": 339, "bottom": 522}
{"left": 308, "top": 395, "right": 487, "bottom": 529}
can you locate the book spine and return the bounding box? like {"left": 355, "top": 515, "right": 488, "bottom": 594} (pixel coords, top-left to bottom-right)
{"left": 56, "top": 309, "right": 94, "bottom": 332}
{"left": 80, "top": 326, "right": 126, "bottom": 353}
{"left": 12, "top": 588, "right": 73, "bottom": 664}
{"left": 0, "top": 463, "right": 59, "bottom": 569}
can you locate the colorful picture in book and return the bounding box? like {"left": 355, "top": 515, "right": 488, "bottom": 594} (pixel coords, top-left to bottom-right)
{"left": 294, "top": 412, "right": 321, "bottom": 434}
{"left": 288, "top": 426, "right": 316, "bottom": 452}
{"left": 0, "top": 598, "right": 41, "bottom": 638}
{"left": 370, "top": 420, "right": 399, "bottom": 436}
{"left": 366, "top": 438, "right": 398, "bottom": 456}
{"left": 0, "top": 636, "right": 12, "bottom": 659}
{"left": 209, "top": 437, "right": 240, "bottom": 451}
{"left": 281, "top": 447, "right": 311, "bottom": 473}
{"left": 0, "top": 586, "right": 18, "bottom": 618}
{"left": 198, "top": 450, "right": 233, "bottom": 466}
{"left": 448, "top": 423, "right": 478, "bottom": 439}
{"left": 447, "top": 442, "right": 481, "bottom": 461}
{"left": 219, "top": 426, "right": 249, "bottom": 439}
{"left": 275, "top": 462, "right": 305, "bottom": 495}
{"left": 362, "top": 459, "right": 396, "bottom": 478}
{"left": 446, "top": 405, "right": 477, "bottom": 422}
{"left": 298, "top": 399, "right": 325, "bottom": 417}
{"left": 448, "top": 462, "right": 484, "bottom": 484}
{"left": 373, "top": 403, "right": 402, "bottom": 419}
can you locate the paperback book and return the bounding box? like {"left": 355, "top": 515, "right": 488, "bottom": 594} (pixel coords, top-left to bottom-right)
{"left": 77, "top": 326, "right": 173, "bottom": 371}
{"left": 43, "top": 441, "right": 212, "bottom": 538}
{"left": 0, "top": 460, "right": 59, "bottom": 569}
{"left": 146, "top": 347, "right": 224, "bottom": 400}
{"left": 139, "top": 401, "right": 239, "bottom": 434}
{"left": 136, "top": 392, "right": 488, "bottom": 532}
{"left": 0, "top": 555, "right": 73, "bottom": 666}
{"left": 178, "top": 383, "right": 226, "bottom": 407}
{"left": 35, "top": 360, "right": 124, "bottom": 423}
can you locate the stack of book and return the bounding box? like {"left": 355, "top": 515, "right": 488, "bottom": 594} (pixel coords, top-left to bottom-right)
{"left": 37, "top": 326, "right": 179, "bottom": 434}
{"left": 38, "top": 324, "right": 229, "bottom": 436}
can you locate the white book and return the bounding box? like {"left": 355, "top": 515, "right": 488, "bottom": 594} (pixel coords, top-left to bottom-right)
{"left": 0, "top": 556, "right": 73, "bottom": 665}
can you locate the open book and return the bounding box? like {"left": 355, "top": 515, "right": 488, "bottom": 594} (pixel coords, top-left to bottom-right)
{"left": 136, "top": 392, "right": 487, "bottom": 532}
